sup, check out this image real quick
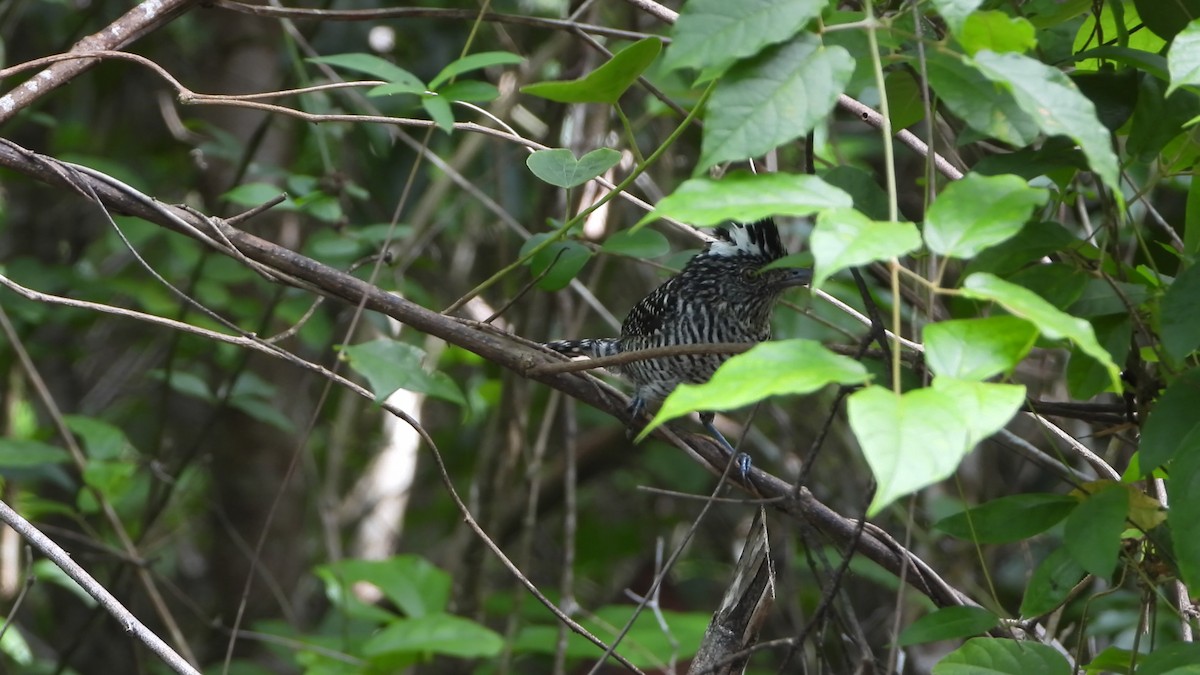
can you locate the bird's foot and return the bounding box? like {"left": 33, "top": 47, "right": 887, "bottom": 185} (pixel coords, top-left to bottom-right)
{"left": 701, "top": 414, "right": 751, "bottom": 479}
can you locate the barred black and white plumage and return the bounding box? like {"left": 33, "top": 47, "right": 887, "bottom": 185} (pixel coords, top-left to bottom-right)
{"left": 546, "top": 219, "right": 811, "bottom": 418}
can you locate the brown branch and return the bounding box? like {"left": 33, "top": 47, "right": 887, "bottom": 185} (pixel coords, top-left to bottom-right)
{"left": 0, "top": 0, "right": 198, "bottom": 124}
{"left": 0, "top": 136, "right": 974, "bottom": 612}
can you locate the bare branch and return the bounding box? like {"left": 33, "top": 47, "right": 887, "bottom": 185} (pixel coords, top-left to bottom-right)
{"left": 0, "top": 0, "right": 198, "bottom": 123}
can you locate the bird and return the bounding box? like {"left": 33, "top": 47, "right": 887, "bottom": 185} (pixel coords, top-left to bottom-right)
{"left": 546, "top": 218, "right": 812, "bottom": 426}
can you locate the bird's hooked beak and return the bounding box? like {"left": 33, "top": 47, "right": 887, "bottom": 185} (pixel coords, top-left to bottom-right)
{"left": 780, "top": 267, "right": 813, "bottom": 288}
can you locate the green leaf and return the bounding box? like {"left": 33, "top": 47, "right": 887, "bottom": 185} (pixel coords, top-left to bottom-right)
{"left": 935, "top": 493, "right": 1077, "bottom": 543}
{"left": 1020, "top": 546, "right": 1086, "bottom": 617}
{"left": 897, "top": 606, "right": 999, "bottom": 646}
{"left": 1082, "top": 646, "right": 1135, "bottom": 675}
{"left": 1167, "top": 427, "right": 1200, "bottom": 589}
{"left": 1066, "top": 314, "right": 1132, "bottom": 400}
{"left": 0, "top": 439, "right": 70, "bottom": 468}
{"left": 639, "top": 340, "right": 870, "bottom": 440}
{"left": 1135, "top": 0, "right": 1200, "bottom": 41}
{"left": 848, "top": 380, "right": 1024, "bottom": 516}
{"left": 663, "top": 0, "right": 826, "bottom": 75}
{"left": 310, "top": 53, "right": 424, "bottom": 89}
{"left": 924, "top": 316, "right": 1039, "bottom": 381}
{"left": 820, "top": 165, "right": 890, "bottom": 221}
{"left": 931, "top": 0, "right": 984, "bottom": 33}
{"left": 368, "top": 81, "right": 427, "bottom": 97}
{"left": 526, "top": 148, "right": 621, "bottom": 189}
{"left": 971, "top": 50, "right": 1121, "bottom": 193}
{"left": 1161, "top": 263, "right": 1200, "bottom": 361}
{"left": 523, "top": 236, "right": 592, "bottom": 291}
{"left": 962, "top": 221, "right": 1076, "bottom": 277}
{"left": 520, "top": 38, "right": 661, "bottom": 104}
{"left": 421, "top": 95, "right": 454, "bottom": 133}
{"left": 65, "top": 415, "right": 131, "bottom": 461}
{"left": 436, "top": 80, "right": 499, "bottom": 103}
{"left": 1187, "top": 169, "right": 1200, "bottom": 256}
{"left": 925, "top": 50, "right": 1040, "bottom": 147}
{"left": 884, "top": 69, "right": 925, "bottom": 131}
{"left": 363, "top": 613, "right": 503, "bottom": 662}
{"left": 930, "top": 379, "right": 1026, "bottom": 449}
{"left": 933, "top": 637, "right": 1071, "bottom": 674}
{"left": 1168, "top": 20, "right": 1200, "bottom": 95}
{"left": 601, "top": 228, "right": 670, "bottom": 258}
{"left": 809, "top": 208, "right": 921, "bottom": 288}
{"left": 640, "top": 171, "right": 852, "bottom": 227}
{"left": 320, "top": 556, "right": 450, "bottom": 618}
{"left": 340, "top": 339, "right": 466, "bottom": 406}
{"left": 1136, "top": 642, "right": 1200, "bottom": 675}
{"left": 958, "top": 11, "right": 1037, "bottom": 56}
{"left": 924, "top": 173, "right": 1048, "bottom": 258}
{"left": 960, "top": 273, "right": 1122, "bottom": 391}
{"left": 429, "top": 51, "right": 522, "bottom": 90}
{"left": 1134, "top": 368, "right": 1200, "bottom": 473}
{"left": 1063, "top": 482, "right": 1128, "bottom": 578}
{"left": 700, "top": 35, "right": 853, "bottom": 169}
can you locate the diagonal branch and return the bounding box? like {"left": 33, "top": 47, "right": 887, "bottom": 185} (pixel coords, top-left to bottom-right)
{"left": 0, "top": 0, "right": 198, "bottom": 124}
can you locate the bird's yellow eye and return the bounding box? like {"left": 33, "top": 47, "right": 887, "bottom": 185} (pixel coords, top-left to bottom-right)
{"left": 742, "top": 268, "right": 757, "bottom": 281}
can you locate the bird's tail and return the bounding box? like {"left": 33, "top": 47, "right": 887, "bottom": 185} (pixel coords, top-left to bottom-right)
{"left": 545, "top": 338, "right": 621, "bottom": 359}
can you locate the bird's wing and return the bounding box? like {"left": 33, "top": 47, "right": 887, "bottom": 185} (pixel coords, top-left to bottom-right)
{"left": 620, "top": 275, "right": 681, "bottom": 337}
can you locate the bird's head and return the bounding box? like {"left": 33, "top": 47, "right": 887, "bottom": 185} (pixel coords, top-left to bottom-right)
{"left": 700, "top": 219, "right": 812, "bottom": 292}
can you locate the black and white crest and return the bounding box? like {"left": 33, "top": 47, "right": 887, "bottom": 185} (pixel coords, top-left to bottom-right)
{"left": 706, "top": 219, "right": 787, "bottom": 261}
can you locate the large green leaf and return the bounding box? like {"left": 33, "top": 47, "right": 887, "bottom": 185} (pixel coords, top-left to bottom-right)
{"left": 925, "top": 51, "right": 1040, "bottom": 147}
{"left": 897, "top": 606, "right": 999, "bottom": 646}
{"left": 1161, "top": 262, "right": 1200, "bottom": 361}
{"left": 1167, "top": 427, "right": 1200, "bottom": 590}
{"left": 640, "top": 171, "right": 852, "bottom": 227}
{"left": 1139, "top": 368, "right": 1200, "bottom": 473}
{"left": 931, "top": 0, "right": 984, "bottom": 33}
{"left": 319, "top": 556, "right": 450, "bottom": 618}
{"left": 638, "top": 340, "right": 870, "bottom": 440}
{"left": 1063, "top": 482, "right": 1128, "bottom": 578}
{"left": 526, "top": 148, "right": 621, "bottom": 189}
{"left": 971, "top": 50, "right": 1121, "bottom": 193}
{"left": 1020, "top": 546, "right": 1085, "bottom": 617}
{"left": 935, "top": 492, "right": 1077, "bottom": 543}
{"left": 664, "top": 0, "right": 825, "bottom": 75}
{"left": 923, "top": 173, "right": 1048, "bottom": 259}
{"left": 924, "top": 316, "right": 1039, "bottom": 381}
{"left": 933, "top": 637, "right": 1070, "bottom": 674}
{"left": 341, "top": 339, "right": 466, "bottom": 406}
{"left": 847, "top": 379, "right": 1024, "bottom": 515}
{"left": 700, "top": 35, "right": 853, "bottom": 169}
{"left": 363, "top": 613, "right": 503, "bottom": 664}
{"left": 309, "top": 53, "right": 424, "bottom": 92}
{"left": 601, "top": 228, "right": 670, "bottom": 258}
{"left": 521, "top": 38, "right": 661, "bottom": 104}
{"left": 521, "top": 234, "right": 593, "bottom": 291}
{"left": 809, "top": 208, "right": 921, "bottom": 288}
{"left": 429, "top": 51, "right": 522, "bottom": 90}
{"left": 1168, "top": 20, "right": 1200, "bottom": 95}
{"left": 0, "top": 439, "right": 70, "bottom": 468}
{"left": 960, "top": 273, "right": 1121, "bottom": 391}
{"left": 957, "top": 11, "right": 1037, "bottom": 56}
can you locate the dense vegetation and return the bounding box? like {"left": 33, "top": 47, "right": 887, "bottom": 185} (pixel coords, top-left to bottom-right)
{"left": 0, "top": 0, "right": 1198, "bottom": 673}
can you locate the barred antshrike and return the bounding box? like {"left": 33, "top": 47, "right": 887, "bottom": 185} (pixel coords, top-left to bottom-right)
{"left": 547, "top": 219, "right": 811, "bottom": 424}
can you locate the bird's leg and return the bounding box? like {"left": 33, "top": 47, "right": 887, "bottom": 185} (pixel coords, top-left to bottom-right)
{"left": 624, "top": 396, "right": 648, "bottom": 440}
{"left": 700, "top": 412, "right": 751, "bottom": 477}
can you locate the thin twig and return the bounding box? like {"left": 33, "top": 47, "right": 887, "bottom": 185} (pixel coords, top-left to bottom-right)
{"left": 0, "top": 501, "right": 200, "bottom": 675}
